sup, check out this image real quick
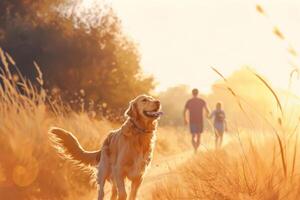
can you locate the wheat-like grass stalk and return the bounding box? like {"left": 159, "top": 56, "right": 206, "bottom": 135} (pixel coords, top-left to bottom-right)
{"left": 212, "top": 67, "right": 288, "bottom": 178}
{"left": 256, "top": 4, "right": 266, "bottom": 16}
{"left": 291, "top": 131, "right": 298, "bottom": 179}
{"left": 211, "top": 67, "right": 258, "bottom": 182}
{"left": 248, "top": 69, "right": 284, "bottom": 117}
{"left": 211, "top": 67, "right": 246, "bottom": 114}
{"left": 247, "top": 69, "right": 288, "bottom": 177}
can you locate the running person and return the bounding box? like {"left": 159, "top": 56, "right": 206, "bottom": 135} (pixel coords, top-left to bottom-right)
{"left": 184, "top": 88, "right": 209, "bottom": 153}
{"left": 209, "top": 102, "right": 227, "bottom": 149}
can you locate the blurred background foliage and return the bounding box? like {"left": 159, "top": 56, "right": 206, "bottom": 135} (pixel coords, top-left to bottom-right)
{"left": 159, "top": 67, "right": 300, "bottom": 131}
{"left": 0, "top": 0, "right": 154, "bottom": 117}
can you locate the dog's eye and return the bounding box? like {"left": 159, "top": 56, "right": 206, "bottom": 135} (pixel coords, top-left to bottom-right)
{"left": 142, "top": 99, "right": 148, "bottom": 102}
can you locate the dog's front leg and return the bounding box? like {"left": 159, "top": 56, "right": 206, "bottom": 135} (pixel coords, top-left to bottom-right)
{"left": 116, "top": 177, "right": 127, "bottom": 200}
{"left": 129, "top": 177, "right": 143, "bottom": 200}
{"left": 114, "top": 168, "right": 127, "bottom": 200}
{"left": 110, "top": 181, "right": 118, "bottom": 200}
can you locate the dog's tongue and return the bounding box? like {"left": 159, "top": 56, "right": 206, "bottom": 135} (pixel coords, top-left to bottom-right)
{"left": 154, "top": 111, "right": 164, "bottom": 116}
{"left": 147, "top": 111, "right": 164, "bottom": 117}
{"left": 157, "top": 111, "right": 164, "bottom": 116}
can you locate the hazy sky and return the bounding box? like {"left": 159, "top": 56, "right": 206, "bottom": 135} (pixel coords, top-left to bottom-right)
{"left": 110, "top": 0, "right": 300, "bottom": 94}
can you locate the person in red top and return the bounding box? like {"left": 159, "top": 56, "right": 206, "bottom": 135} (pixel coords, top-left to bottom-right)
{"left": 184, "top": 88, "right": 210, "bottom": 153}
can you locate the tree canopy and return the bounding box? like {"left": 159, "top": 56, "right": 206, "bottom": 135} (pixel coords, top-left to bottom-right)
{"left": 0, "top": 0, "right": 154, "bottom": 113}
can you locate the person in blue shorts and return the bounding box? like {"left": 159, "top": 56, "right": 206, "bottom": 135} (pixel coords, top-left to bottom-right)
{"left": 184, "top": 88, "right": 210, "bottom": 153}
{"left": 209, "top": 102, "right": 227, "bottom": 149}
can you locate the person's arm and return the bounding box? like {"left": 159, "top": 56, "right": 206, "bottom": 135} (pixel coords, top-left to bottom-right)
{"left": 208, "top": 110, "right": 214, "bottom": 119}
{"left": 183, "top": 108, "right": 188, "bottom": 125}
{"left": 204, "top": 102, "right": 210, "bottom": 118}
{"left": 183, "top": 101, "right": 189, "bottom": 125}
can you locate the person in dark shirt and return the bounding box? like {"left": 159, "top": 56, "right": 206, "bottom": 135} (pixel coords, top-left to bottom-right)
{"left": 183, "top": 88, "right": 209, "bottom": 153}
{"left": 209, "top": 102, "right": 227, "bottom": 149}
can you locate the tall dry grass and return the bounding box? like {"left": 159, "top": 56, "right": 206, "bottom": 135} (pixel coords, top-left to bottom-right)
{"left": 150, "top": 69, "right": 300, "bottom": 200}
{"left": 0, "top": 48, "right": 115, "bottom": 200}
{"left": 151, "top": 129, "right": 300, "bottom": 200}
{"left": 0, "top": 49, "right": 188, "bottom": 200}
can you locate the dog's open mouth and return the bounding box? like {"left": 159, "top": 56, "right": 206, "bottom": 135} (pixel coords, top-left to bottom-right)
{"left": 143, "top": 109, "right": 163, "bottom": 118}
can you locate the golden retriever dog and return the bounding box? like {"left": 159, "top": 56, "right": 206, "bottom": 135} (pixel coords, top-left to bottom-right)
{"left": 49, "top": 95, "right": 162, "bottom": 200}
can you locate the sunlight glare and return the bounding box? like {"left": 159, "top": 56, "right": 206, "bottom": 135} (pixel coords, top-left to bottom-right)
{"left": 112, "top": 0, "right": 300, "bottom": 97}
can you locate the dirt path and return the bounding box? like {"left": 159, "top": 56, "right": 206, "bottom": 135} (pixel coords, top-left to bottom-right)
{"left": 100, "top": 150, "right": 193, "bottom": 200}
{"left": 138, "top": 150, "right": 193, "bottom": 199}
{"left": 100, "top": 134, "right": 232, "bottom": 200}
{"left": 139, "top": 134, "right": 233, "bottom": 199}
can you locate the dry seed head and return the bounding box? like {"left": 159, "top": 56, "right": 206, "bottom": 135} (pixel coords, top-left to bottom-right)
{"left": 273, "top": 27, "right": 285, "bottom": 40}
{"left": 256, "top": 4, "right": 266, "bottom": 15}
{"left": 288, "top": 46, "right": 298, "bottom": 57}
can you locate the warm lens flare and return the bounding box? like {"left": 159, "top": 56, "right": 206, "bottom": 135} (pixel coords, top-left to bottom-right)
{"left": 1, "top": 0, "right": 300, "bottom": 200}
{"left": 12, "top": 158, "right": 39, "bottom": 188}
{"left": 112, "top": 0, "right": 300, "bottom": 97}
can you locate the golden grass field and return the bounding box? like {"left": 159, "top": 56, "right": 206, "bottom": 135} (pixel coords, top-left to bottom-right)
{"left": 151, "top": 130, "right": 300, "bottom": 200}
{"left": 0, "top": 50, "right": 192, "bottom": 199}
{"left": 0, "top": 49, "right": 300, "bottom": 200}
{"left": 150, "top": 94, "right": 300, "bottom": 199}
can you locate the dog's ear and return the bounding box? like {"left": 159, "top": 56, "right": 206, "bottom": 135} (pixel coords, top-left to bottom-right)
{"left": 125, "top": 101, "right": 138, "bottom": 119}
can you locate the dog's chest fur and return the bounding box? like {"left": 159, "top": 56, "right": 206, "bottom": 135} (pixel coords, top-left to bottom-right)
{"left": 125, "top": 133, "right": 155, "bottom": 179}
{"left": 104, "top": 121, "right": 157, "bottom": 180}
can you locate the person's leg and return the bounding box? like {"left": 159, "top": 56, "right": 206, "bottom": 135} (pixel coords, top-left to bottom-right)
{"left": 217, "top": 123, "right": 224, "bottom": 148}
{"left": 219, "top": 132, "right": 224, "bottom": 148}
{"left": 190, "top": 124, "right": 197, "bottom": 151}
{"left": 195, "top": 133, "right": 201, "bottom": 151}
{"left": 195, "top": 123, "right": 203, "bottom": 151}
{"left": 214, "top": 130, "right": 219, "bottom": 149}
{"left": 218, "top": 130, "right": 224, "bottom": 149}
{"left": 191, "top": 133, "right": 197, "bottom": 151}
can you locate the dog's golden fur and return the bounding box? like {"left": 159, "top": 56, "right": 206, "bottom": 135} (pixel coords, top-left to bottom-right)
{"left": 49, "top": 95, "right": 162, "bottom": 200}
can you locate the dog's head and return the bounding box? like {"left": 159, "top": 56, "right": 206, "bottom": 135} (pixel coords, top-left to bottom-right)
{"left": 125, "top": 95, "right": 162, "bottom": 122}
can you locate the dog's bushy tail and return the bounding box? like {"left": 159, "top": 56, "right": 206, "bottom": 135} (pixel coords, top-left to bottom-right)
{"left": 49, "top": 127, "right": 101, "bottom": 166}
